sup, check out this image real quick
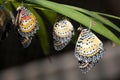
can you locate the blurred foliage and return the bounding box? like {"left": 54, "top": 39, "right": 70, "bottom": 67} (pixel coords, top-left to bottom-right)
{"left": 0, "top": 0, "right": 120, "bottom": 55}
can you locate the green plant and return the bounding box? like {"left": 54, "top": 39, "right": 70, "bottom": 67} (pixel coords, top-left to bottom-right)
{"left": 1, "top": 0, "right": 120, "bottom": 55}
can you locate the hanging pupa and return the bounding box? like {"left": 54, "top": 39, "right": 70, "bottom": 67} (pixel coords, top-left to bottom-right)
{"left": 74, "top": 27, "right": 104, "bottom": 74}
{"left": 15, "top": 6, "right": 39, "bottom": 48}
{"left": 53, "top": 17, "right": 74, "bottom": 51}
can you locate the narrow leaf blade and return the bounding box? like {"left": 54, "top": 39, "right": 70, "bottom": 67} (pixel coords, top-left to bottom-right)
{"left": 26, "top": 0, "right": 120, "bottom": 45}
{"left": 64, "top": 5, "right": 120, "bottom": 32}
{"left": 28, "top": 7, "right": 50, "bottom": 56}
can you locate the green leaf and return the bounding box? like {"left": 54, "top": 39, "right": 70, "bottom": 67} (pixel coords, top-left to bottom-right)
{"left": 41, "top": 9, "right": 57, "bottom": 24}
{"left": 28, "top": 7, "right": 50, "bottom": 56}
{"left": 24, "top": 3, "right": 57, "bottom": 24}
{"left": 11, "top": 1, "right": 20, "bottom": 8}
{"left": 64, "top": 5, "right": 120, "bottom": 32}
{"left": 0, "top": 0, "right": 3, "bottom": 3}
{"left": 26, "top": 0, "right": 120, "bottom": 45}
{"left": 97, "top": 12, "right": 120, "bottom": 20}
{"left": 19, "top": 1, "right": 57, "bottom": 24}
{"left": 0, "top": 0, "right": 8, "bottom": 4}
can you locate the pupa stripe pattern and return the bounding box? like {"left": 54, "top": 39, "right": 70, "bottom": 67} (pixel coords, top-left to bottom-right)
{"left": 15, "top": 6, "right": 39, "bottom": 48}
{"left": 53, "top": 18, "right": 74, "bottom": 51}
{"left": 74, "top": 29, "right": 104, "bottom": 73}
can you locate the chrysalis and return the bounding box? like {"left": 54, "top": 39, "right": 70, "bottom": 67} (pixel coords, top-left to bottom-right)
{"left": 53, "top": 17, "right": 74, "bottom": 51}
{"left": 74, "top": 28, "right": 104, "bottom": 73}
{"left": 15, "top": 6, "right": 39, "bottom": 48}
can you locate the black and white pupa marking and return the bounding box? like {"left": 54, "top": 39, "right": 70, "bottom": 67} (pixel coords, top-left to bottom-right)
{"left": 75, "top": 28, "right": 104, "bottom": 73}
{"left": 53, "top": 18, "right": 74, "bottom": 51}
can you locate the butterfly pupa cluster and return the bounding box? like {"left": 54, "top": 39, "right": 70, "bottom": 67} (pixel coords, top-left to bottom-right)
{"left": 0, "top": 4, "right": 104, "bottom": 73}
{"left": 53, "top": 17, "right": 104, "bottom": 73}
